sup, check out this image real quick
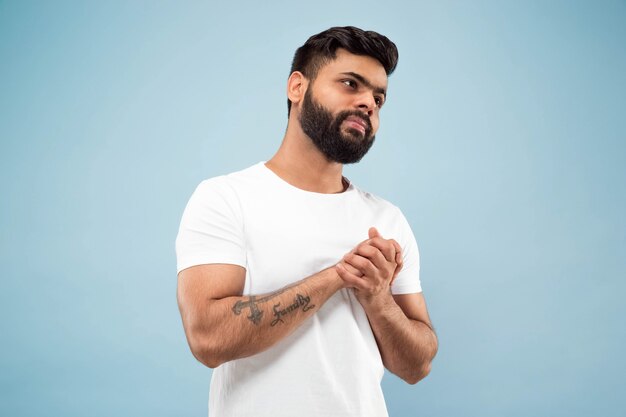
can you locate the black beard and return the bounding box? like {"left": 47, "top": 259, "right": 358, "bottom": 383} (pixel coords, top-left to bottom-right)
{"left": 298, "top": 89, "right": 375, "bottom": 164}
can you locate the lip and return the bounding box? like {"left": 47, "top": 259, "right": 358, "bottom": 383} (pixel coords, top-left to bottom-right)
{"left": 344, "top": 115, "right": 368, "bottom": 134}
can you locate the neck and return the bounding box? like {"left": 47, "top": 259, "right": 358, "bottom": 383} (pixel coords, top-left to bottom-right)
{"left": 266, "top": 118, "right": 346, "bottom": 194}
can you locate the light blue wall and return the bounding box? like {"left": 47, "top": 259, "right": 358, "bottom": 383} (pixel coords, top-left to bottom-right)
{"left": 1, "top": 1, "right": 624, "bottom": 416}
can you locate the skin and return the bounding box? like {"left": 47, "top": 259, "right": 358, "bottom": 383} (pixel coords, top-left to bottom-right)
{"left": 177, "top": 48, "right": 438, "bottom": 383}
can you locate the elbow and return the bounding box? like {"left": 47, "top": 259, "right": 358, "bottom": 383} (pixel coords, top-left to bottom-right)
{"left": 191, "top": 346, "right": 223, "bottom": 369}
{"left": 187, "top": 329, "right": 226, "bottom": 369}
{"left": 403, "top": 361, "right": 433, "bottom": 385}
{"left": 391, "top": 339, "right": 438, "bottom": 385}
{"left": 386, "top": 358, "right": 433, "bottom": 385}
{"left": 403, "top": 331, "right": 438, "bottom": 384}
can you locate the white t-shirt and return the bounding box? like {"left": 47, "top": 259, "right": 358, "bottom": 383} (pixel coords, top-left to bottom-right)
{"left": 176, "top": 162, "right": 421, "bottom": 417}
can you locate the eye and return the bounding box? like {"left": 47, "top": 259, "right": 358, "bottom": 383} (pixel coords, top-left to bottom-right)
{"left": 375, "top": 96, "right": 385, "bottom": 108}
{"left": 342, "top": 79, "right": 357, "bottom": 89}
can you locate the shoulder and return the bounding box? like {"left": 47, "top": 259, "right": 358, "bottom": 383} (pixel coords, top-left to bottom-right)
{"left": 193, "top": 162, "right": 266, "bottom": 198}
{"left": 350, "top": 182, "right": 404, "bottom": 217}
{"left": 181, "top": 163, "right": 265, "bottom": 223}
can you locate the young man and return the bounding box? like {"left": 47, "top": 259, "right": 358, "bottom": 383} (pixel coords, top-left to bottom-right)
{"left": 176, "top": 26, "right": 438, "bottom": 417}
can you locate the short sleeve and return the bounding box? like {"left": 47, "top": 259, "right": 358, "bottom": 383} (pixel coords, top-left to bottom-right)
{"left": 389, "top": 208, "right": 422, "bottom": 295}
{"left": 175, "top": 177, "right": 247, "bottom": 274}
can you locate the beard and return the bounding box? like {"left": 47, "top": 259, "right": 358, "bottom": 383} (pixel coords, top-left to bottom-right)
{"left": 298, "top": 89, "right": 375, "bottom": 164}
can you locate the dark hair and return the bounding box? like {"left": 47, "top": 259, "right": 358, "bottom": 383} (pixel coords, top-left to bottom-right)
{"left": 287, "top": 26, "right": 398, "bottom": 115}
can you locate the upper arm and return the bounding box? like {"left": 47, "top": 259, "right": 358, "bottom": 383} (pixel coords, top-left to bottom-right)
{"left": 393, "top": 292, "right": 433, "bottom": 329}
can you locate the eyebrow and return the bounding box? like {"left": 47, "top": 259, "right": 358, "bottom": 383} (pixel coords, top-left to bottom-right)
{"left": 340, "top": 72, "right": 387, "bottom": 98}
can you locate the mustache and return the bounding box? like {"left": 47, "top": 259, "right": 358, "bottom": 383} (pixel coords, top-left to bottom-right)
{"left": 338, "top": 111, "right": 372, "bottom": 130}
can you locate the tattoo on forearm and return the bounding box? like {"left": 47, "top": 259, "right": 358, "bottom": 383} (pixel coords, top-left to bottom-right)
{"left": 270, "top": 294, "right": 315, "bottom": 326}
{"left": 232, "top": 295, "right": 265, "bottom": 325}
{"left": 231, "top": 288, "right": 288, "bottom": 325}
{"left": 231, "top": 289, "right": 315, "bottom": 326}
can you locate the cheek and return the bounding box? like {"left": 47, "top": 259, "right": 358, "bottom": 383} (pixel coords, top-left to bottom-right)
{"left": 370, "top": 115, "right": 380, "bottom": 133}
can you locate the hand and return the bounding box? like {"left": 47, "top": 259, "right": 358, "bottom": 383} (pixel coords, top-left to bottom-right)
{"left": 352, "top": 227, "right": 404, "bottom": 284}
{"left": 336, "top": 227, "right": 403, "bottom": 302}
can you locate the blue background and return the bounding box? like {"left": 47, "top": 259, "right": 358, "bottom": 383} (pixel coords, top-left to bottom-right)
{"left": 1, "top": 1, "right": 625, "bottom": 416}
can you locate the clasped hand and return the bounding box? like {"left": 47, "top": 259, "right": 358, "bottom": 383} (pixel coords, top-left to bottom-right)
{"left": 335, "top": 227, "right": 403, "bottom": 303}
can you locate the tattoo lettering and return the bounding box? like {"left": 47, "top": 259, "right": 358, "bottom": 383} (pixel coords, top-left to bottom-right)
{"left": 270, "top": 294, "right": 315, "bottom": 326}
{"left": 231, "top": 288, "right": 287, "bottom": 325}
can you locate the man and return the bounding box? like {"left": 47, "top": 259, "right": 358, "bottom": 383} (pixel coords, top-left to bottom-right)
{"left": 176, "top": 26, "right": 438, "bottom": 417}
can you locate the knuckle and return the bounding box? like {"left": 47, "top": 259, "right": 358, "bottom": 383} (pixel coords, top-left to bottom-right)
{"left": 353, "top": 255, "right": 365, "bottom": 267}
{"left": 355, "top": 247, "right": 367, "bottom": 258}
{"left": 360, "top": 245, "right": 374, "bottom": 256}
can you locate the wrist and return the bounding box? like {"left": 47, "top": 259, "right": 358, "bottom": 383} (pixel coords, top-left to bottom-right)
{"left": 356, "top": 287, "right": 393, "bottom": 311}
{"left": 320, "top": 266, "right": 345, "bottom": 293}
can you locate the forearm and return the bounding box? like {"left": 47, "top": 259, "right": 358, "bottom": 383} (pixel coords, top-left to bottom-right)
{"left": 361, "top": 292, "right": 438, "bottom": 384}
{"left": 184, "top": 267, "right": 343, "bottom": 368}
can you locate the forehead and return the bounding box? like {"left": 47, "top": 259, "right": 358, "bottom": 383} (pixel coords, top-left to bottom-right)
{"left": 316, "top": 49, "right": 388, "bottom": 89}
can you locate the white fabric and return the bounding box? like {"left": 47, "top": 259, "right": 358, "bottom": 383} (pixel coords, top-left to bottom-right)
{"left": 176, "top": 162, "right": 421, "bottom": 417}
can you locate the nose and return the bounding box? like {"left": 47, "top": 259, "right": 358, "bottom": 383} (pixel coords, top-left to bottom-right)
{"left": 356, "top": 91, "right": 376, "bottom": 116}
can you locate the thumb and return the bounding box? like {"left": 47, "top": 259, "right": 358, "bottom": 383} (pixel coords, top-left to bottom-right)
{"left": 368, "top": 227, "right": 381, "bottom": 239}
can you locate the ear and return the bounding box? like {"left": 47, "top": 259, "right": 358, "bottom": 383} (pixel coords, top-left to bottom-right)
{"left": 287, "top": 71, "right": 308, "bottom": 107}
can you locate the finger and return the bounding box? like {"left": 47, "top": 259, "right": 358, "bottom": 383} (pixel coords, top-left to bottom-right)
{"left": 343, "top": 253, "right": 377, "bottom": 278}
{"left": 393, "top": 260, "right": 403, "bottom": 276}
{"left": 386, "top": 239, "right": 403, "bottom": 265}
{"left": 341, "top": 259, "right": 363, "bottom": 277}
{"left": 389, "top": 239, "right": 404, "bottom": 271}
{"left": 368, "top": 227, "right": 381, "bottom": 240}
{"left": 354, "top": 243, "right": 390, "bottom": 271}
{"left": 394, "top": 253, "right": 403, "bottom": 273}
{"left": 389, "top": 239, "right": 403, "bottom": 257}
{"left": 366, "top": 238, "right": 396, "bottom": 262}
{"left": 395, "top": 251, "right": 402, "bottom": 265}
{"left": 392, "top": 261, "right": 403, "bottom": 281}
{"left": 336, "top": 263, "right": 368, "bottom": 290}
